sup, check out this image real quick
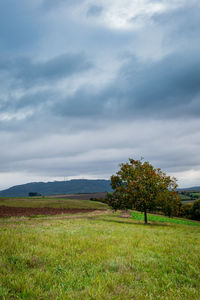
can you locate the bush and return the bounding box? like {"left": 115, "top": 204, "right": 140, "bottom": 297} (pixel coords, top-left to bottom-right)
{"left": 90, "top": 197, "right": 106, "bottom": 203}
{"left": 105, "top": 192, "right": 132, "bottom": 211}
{"left": 180, "top": 200, "right": 200, "bottom": 221}
{"left": 180, "top": 203, "right": 193, "bottom": 218}
{"left": 191, "top": 199, "right": 200, "bottom": 221}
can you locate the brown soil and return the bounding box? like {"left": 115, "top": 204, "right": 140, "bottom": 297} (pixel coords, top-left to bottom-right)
{"left": 47, "top": 192, "right": 107, "bottom": 200}
{"left": 120, "top": 211, "right": 132, "bottom": 218}
{"left": 0, "top": 206, "right": 98, "bottom": 218}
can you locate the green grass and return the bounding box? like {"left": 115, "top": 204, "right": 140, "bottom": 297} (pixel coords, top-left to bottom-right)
{"left": 191, "top": 193, "right": 200, "bottom": 197}
{"left": 0, "top": 213, "right": 200, "bottom": 299}
{"left": 131, "top": 211, "right": 200, "bottom": 226}
{"left": 0, "top": 197, "right": 108, "bottom": 210}
{"left": 179, "top": 194, "right": 192, "bottom": 200}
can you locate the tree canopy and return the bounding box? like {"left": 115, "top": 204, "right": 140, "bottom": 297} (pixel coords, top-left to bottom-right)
{"left": 106, "top": 158, "right": 180, "bottom": 224}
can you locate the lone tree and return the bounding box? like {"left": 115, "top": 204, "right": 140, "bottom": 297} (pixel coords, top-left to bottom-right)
{"left": 106, "top": 158, "right": 180, "bottom": 224}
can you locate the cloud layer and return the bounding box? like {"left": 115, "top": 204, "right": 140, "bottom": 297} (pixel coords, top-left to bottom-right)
{"left": 0, "top": 0, "right": 200, "bottom": 189}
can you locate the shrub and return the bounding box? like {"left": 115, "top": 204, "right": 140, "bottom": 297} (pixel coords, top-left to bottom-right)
{"left": 180, "top": 203, "right": 193, "bottom": 218}
{"left": 191, "top": 199, "right": 200, "bottom": 220}
{"left": 180, "top": 200, "right": 200, "bottom": 221}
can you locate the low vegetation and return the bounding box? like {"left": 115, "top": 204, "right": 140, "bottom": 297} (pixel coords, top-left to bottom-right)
{"left": 179, "top": 191, "right": 200, "bottom": 202}
{"left": 131, "top": 211, "right": 200, "bottom": 226}
{"left": 191, "top": 192, "right": 200, "bottom": 197}
{"left": 0, "top": 197, "right": 108, "bottom": 210}
{"left": 0, "top": 213, "right": 200, "bottom": 299}
{"left": 180, "top": 199, "right": 200, "bottom": 221}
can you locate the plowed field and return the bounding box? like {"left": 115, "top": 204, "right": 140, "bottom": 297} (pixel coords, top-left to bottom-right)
{"left": 0, "top": 206, "right": 97, "bottom": 218}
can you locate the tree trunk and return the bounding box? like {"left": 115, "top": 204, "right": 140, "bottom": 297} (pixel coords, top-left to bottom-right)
{"left": 144, "top": 207, "right": 148, "bottom": 224}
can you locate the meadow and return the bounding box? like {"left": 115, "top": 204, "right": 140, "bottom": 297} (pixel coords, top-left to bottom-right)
{"left": 0, "top": 197, "right": 107, "bottom": 210}
{"left": 0, "top": 197, "right": 200, "bottom": 299}
{"left": 191, "top": 193, "right": 200, "bottom": 197}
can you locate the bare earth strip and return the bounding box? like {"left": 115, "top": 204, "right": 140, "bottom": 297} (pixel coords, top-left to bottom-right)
{"left": 0, "top": 206, "right": 107, "bottom": 218}
{"left": 47, "top": 192, "right": 107, "bottom": 200}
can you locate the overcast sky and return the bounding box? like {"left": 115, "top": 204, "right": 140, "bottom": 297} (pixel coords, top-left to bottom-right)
{"left": 0, "top": 0, "right": 200, "bottom": 190}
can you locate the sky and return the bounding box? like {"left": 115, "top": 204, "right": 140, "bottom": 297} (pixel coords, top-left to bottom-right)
{"left": 0, "top": 0, "right": 200, "bottom": 190}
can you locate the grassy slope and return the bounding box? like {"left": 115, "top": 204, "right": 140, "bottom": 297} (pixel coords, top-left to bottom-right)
{"left": 0, "top": 214, "right": 200, "bottom": 300}
{"left": 0, "top": 197, "right": 108, "bottom": 210}
{"left": 131, "top": 211, "right": 200, "bottom": 226}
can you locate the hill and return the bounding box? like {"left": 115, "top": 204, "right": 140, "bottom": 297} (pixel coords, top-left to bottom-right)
{"left": 178, "top": 186, "right": 200, "bottom": 192}
{"left": 0, "top": 179, "right": 112, "bottom": 197}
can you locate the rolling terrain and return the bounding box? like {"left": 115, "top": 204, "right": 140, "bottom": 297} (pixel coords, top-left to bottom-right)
{"left": 0, "top": 196, "right": 199, "bottom": 299}
{"left": 0, "top": 179, "right": 112, "bottom": 197}
{"left": 0, "top": 209, "right": 199, "bottom": 299}
{"left": 0, "top": 196, "right": 108, "bottom": 218}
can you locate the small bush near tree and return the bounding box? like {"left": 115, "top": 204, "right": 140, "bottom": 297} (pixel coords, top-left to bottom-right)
{"left": 180, "top": 200, "right": 200, "bottom": 221}
{"left": 180, "top": 203, "right": 193, "bottom": 219}
{"left": 191, "top": 199, "right": 200, "bottom": 220}
{"left": 106, "top": 158, "right": 181, "bottom": 224}
{"left": 28, "top": 192, "right": 41, "bottom": 197}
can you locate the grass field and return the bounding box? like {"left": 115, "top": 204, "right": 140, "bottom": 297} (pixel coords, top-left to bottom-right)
{"left": 0, "top": 197, "right": 108, "bottom": 210}
{"left": 131, "top": 211, "right": 200, "bottom": 226}
{"left": 191, "top": 193, "right": 200, "bottom": 197}
{"left": 0, "top": 211, "right": 200, "bottom": 299}
{"left": 179, "top": 194, "right": 192, "bottom": 200}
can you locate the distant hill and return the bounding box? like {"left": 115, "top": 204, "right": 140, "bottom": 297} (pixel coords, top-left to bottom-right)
{"left": 1, "top": 179, "right": 199, "bottom": 197}
{"left": 0, "top": 179, "right": 112, "bottom": 197}
{"left": 178, "top": 186, "right": 200, "bottom": 192}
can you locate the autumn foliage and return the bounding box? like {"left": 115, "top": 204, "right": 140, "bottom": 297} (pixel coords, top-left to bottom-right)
{"left": 106, "top": 158, "right": 181, "bottom": 223}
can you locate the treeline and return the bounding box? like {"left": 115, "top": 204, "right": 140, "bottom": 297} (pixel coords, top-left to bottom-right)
{"left": 179, "top": 191, "right": 200, "bottom": 201}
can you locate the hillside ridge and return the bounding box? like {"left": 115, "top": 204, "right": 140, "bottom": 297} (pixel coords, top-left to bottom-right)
{"left": 0, "top": 179, "right": 112, "bottom": 197}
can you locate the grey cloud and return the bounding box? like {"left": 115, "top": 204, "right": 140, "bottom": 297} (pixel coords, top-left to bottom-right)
{"left": 0, "top": 53, "right": 92, "bottom": 86}
{"left": 0, "top": 52, "right": 92, "bottom": 123}
{"left": 41, "top": 0, "right": 82, "bottom": 10}
{"left": 0, "top": 118, "right": 200, "bottom": 187}
{"left": 54, "top": 89, "right": 105, "bottom": 118}
{"left": 1, "top": 49, "right": 200, "bottom": 130}
{"left": 1, "top": 0, "right": 200, "bottom": 189}
{"left": 0, "top": 1, "right": 41, "bottom": 52}
{"left": 49, "top": 50, "right": 200, "bottom": 120}
{"left": 121, "top": 52, "right": 200, "bottom": 118}
{"left": 152, "top": 3, "right": 200, "bottom": 48}
{"left": 87, "top": 5, "right": 103, "bottom": 17}
{"left": 0, "top": 90, "right": 53, "bottom": 115}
